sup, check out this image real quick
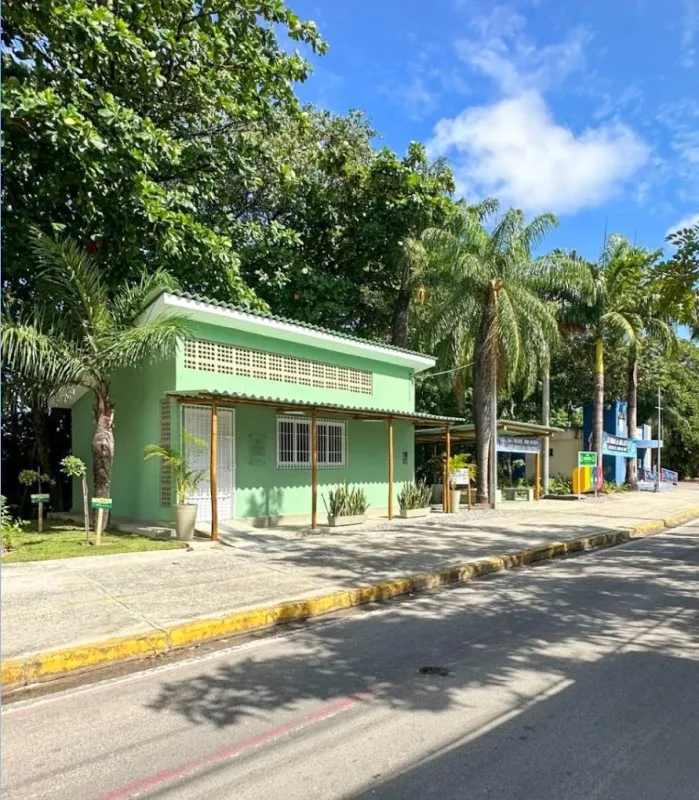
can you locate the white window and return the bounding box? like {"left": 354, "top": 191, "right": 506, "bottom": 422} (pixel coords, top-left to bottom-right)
{"left": 277, "top": 416, "right": 346, "bottom": 468}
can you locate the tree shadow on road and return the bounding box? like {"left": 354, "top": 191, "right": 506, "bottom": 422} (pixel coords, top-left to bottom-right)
{"left": 147, "top": 529, "right": 699, "bottom": 740}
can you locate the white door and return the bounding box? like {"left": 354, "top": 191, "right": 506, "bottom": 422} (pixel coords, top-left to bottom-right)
{"left": 182, "top": 405, "right": 235, "bottom": 522}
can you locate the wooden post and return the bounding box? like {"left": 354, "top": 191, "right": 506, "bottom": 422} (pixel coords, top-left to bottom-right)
{"left": 388, "top": 417, "right": 394, "bottom": 520}
{"left": 445, "top": 424, "right": 451, "bottom": 512}
{"left": 210, "top": 402, "right": 218, "bottom": 541}
{"left": 535, "top": 450, "right": 541, "bottom": 500}
{"left": 311, "top": 410, "right": 318, "bottom": 530}
{"left": 95, "top": 508, "right": 104, "bottom": 546}
{"left": 38, "top": 501, "right": 44, "bottom": 533}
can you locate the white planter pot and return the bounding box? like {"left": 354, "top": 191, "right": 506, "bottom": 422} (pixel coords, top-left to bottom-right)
{"left": 449, "top": 489, "right": 461, "bottom": 513}
{"left": 400, "top": 507, "right": 431, "bottom": 519}
{"left": 327, "top": 514, "right": 367, "bottom": 527}
{"left": 176, "top": 504, "right": 197, "bottom": 541}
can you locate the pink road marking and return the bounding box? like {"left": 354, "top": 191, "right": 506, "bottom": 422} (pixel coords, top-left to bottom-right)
{"left": 98, "top": 694, "right": 369, "bottom": 800}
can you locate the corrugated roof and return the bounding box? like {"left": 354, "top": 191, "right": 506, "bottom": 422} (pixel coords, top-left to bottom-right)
{"left": 415, "top": 420, "right": 564, "bottom": 439}
{"left": 154, "top": 289, "right": 433, "bottom": 361}
{"left": 169, "top": 389, "right": 466, "bottom": 425}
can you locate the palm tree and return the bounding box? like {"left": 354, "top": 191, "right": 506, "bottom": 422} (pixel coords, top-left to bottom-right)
{"left": 420, "top": 201, "right": 586, "bottom": 503}
{"left": 2, "top": 230, "right": 189, "bottom": 500}
{"left": 562, "top": 235, "right": 644, "bottom": 471}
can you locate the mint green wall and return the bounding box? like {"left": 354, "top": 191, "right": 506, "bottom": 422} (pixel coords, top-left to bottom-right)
{"left": 175, "top": 321, "right": 416, "bottom": 412}
{"left": 71, "top": 316, "right": 423, "bottom": 525}
{"left": 71, "top": 358, "right": 176, "bottom": 522}
{"left": 232, "top": 405, "right": 414, "bottom": 520}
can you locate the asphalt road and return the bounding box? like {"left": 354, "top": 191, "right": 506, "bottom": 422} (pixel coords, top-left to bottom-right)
{"left": 3, "top": 522, "right": 698, "bottom": 800}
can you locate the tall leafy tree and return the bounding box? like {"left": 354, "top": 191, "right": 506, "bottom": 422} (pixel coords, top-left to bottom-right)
{"left": 419, "top": 201, "right": 584, "bottom": 503}
{"left": 235, "top": 114, "right": 454, "bottom": 343}
{"left": 2, "top": 0, "right": 326, "bottom": 301}
{"left": 658, "top": 224, "right": 699, "bottom": 338}
{"left": 2, "top": 232, "right": 188, "bottom": 500}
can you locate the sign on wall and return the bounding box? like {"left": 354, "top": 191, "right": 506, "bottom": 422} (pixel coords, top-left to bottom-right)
{"left": 602, "top": 433, "right": 637, "bottom": 458}
{"left": 496, "top": 435, "right": 541, "bottom": 454}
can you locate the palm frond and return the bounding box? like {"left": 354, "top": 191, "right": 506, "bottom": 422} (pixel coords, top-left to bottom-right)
{"left": 100, "top": 315, "right": 190, "bottom": 370}
{"left": 110, "top": 270, "right": 182, "bottom": 328}
{"left": 31, "top": 228, "right": 109, "bottom": 336}
{"left": 1, "top": 314, "right": 87, "bottom": 389}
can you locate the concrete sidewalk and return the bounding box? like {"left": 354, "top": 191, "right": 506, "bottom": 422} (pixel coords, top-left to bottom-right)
{"left": 3, "top": 485, "right": 699, "bottom": 666}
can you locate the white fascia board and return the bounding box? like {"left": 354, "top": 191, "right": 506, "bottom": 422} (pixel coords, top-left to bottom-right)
{"left": 49, "top": 385, "right": 90, "bottom": 409}
{"left": 155, "top": 293, "right": 436, "bottom": 372}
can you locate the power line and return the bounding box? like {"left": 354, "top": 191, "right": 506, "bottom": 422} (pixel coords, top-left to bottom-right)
{"left": 415, "top": 361, "right": 474, "bottom": 381}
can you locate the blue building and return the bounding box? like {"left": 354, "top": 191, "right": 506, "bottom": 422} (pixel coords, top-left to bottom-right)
{"left": 583, "top": 401, "right": 664, "bottom": 487}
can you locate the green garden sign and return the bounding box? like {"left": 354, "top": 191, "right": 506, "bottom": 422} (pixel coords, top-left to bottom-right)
{"left": 90, "top": 497, "right": 113, "bottom": 510}
{"left": 578, "top": 451, "right": 597, "bottom": 467}
{"left": 30, "top": 493, "right": 50, "bottom": 504}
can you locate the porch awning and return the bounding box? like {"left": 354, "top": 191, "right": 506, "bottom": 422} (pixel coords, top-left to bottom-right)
{"left": 415, "top": 420, "right": 563, "bottom": 443}
{"left": 168, "top": 389, "right": 468, "bottom": 427}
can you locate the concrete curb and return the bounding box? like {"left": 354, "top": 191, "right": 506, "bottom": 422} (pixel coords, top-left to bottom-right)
{"left": 3, "top": 506, "right": 699, "bottom": 689}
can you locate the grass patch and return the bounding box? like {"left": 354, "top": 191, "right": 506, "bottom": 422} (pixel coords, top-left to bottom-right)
{"left": 2, "top": 521, "right": 183, "bottom": 563}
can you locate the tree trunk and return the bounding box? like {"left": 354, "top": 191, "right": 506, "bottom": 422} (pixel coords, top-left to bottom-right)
{"left": 92, "top": 389, "right": 115, "bottom": 502}
{"left": 626, "top": 352, "right": 638, "bottom": 489}
{"left": 472, "top": 300, "right": 496, "bottom": 505}
{"left": 593, "top": 337, "right": 604, "bottom": 471}
{"left": 30, "top": 402, "right": 52, "bottom": 475}
{"left": 390, "top": 287, "right": 411, "bottom": 349}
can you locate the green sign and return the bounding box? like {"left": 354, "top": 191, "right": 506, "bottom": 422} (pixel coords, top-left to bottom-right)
{"left": 30, "top": 493, "right": 50, "bottom": 504}
{"left": 578, "top": 451, "right": 597, "bottom": 467}
{"left": 90, "top": 497, "right": 113, "bottom": 510}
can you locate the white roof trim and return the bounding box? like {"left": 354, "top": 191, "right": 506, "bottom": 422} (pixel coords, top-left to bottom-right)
{"left": 152, "top": 293, "right": 435, "bottom": 371}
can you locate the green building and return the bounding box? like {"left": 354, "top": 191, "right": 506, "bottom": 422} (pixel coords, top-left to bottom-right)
{"left": 65, "top": 291, "right": 461, "bottom": 530}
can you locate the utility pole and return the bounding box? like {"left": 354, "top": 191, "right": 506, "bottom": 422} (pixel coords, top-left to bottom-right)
{"left": 490, "top": 362, "right": 498, "bottom": 509}
{"left": 655, "top": 388, "right": 662, "bottom": 493}
{"left": 542, "top": 367, "right": 550, "bottom": 495}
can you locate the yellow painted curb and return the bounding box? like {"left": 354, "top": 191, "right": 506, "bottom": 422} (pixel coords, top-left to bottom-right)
{"left": 4, "top": 505, "right": 699, "bottom": 689}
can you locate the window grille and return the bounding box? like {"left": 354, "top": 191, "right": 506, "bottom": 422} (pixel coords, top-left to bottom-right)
{"left": 183, "top": 338, "right": 373, "bottom": 395}
{"left": 276, "top": 416, "right": 346, "bottom": 468}
{"left": 159, "top": 398, "right": 172, "bottom": 506}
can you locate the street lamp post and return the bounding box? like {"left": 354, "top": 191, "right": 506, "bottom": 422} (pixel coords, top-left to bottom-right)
{"left": 655, "top": 388, "right": 662, "bottom": 493}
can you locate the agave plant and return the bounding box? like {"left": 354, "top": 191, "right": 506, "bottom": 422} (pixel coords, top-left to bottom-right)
{"left": 397, "top": 481, "right": 432, "bottom": 511}
{"left": 323, "top": 483, "right": 370, "bottom": 518}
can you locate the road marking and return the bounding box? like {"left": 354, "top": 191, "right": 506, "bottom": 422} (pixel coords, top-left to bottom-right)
{"left": 97, "top": 694, "right": 366, "bottom": 800}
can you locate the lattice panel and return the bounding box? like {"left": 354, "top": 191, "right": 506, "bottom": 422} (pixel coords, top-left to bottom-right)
{"left": 183, "top": 338, "right": 373, "bottom": 395}
{"left": 159, "top": 398, "right": 172, "bottom": 507}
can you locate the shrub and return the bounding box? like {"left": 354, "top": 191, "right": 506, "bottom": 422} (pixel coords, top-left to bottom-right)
{"left": 323, "top": 484, "right": 369, "bottom": 518}
{"left": 1, "top": 496, "right": 25, "bottom": 551}
{"left": 548, "top": 474, "right": 572, "bottom": 496}
{"left": 398, "top": 481, "right": 432, "bottom": 511}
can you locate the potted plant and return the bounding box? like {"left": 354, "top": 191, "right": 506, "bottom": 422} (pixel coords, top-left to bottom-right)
{"left": 144, "top": 434, "right": 206, "bottom": 541}
{"left": 323, "top": 483, "right": 369, "bottom": 527}
{"left": 448, "top": 453, "right": 475, "bottom": 513}
{"left": 398, "top": 481, "right": 432, "bottom": 518}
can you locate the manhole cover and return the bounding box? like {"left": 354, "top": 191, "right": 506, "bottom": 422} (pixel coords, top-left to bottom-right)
{"left": 417, "top": 666, "right": 452, "bottom": 677}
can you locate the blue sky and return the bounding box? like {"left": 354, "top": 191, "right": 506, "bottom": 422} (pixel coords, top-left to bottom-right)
{"left": 290, "top": 0, "right": 699, "bottom": 260}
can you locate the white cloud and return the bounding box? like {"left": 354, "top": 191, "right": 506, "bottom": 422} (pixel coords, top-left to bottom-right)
{"left": 428, "top": 91, "right": 649, "bottom": 214}
{"left": 666, "top": 212, "right": 699, "bottom": 236}
{"left": 454, "top": 5, "right": 589, "bottom": 96}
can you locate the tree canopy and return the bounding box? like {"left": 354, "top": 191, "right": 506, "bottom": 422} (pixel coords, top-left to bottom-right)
{"left": 2, "top": 0, "right": 326, "bottom": 301}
